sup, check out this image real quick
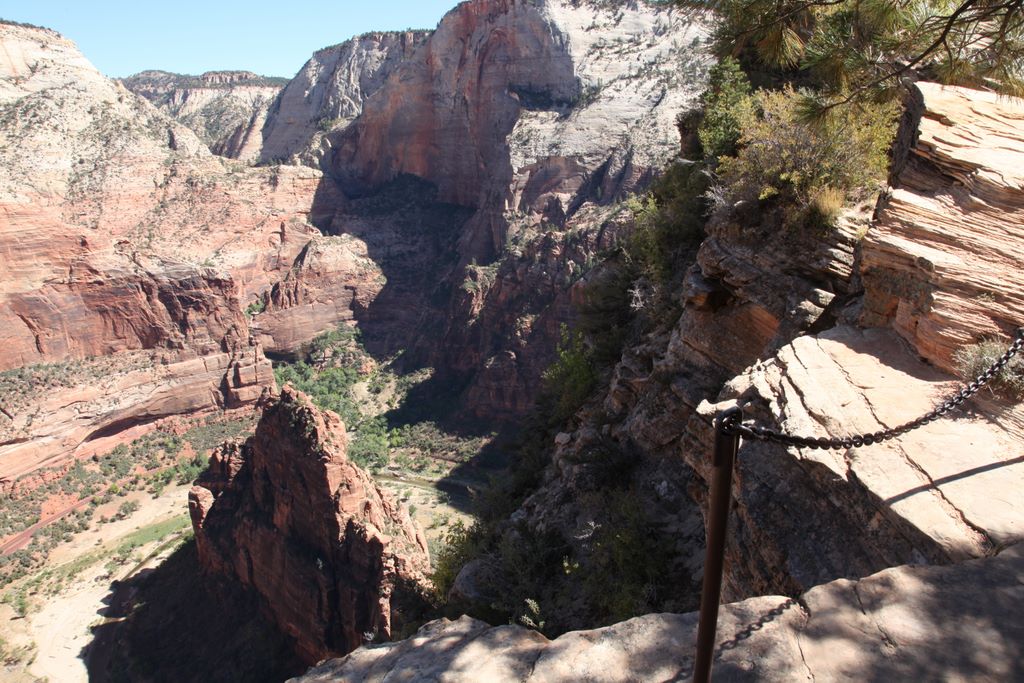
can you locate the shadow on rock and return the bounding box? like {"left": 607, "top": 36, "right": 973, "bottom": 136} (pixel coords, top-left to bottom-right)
{"left": 85, "top": 539, "right": 305, "bottom": 683}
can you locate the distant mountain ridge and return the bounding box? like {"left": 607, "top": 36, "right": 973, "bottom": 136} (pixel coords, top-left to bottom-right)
{"left": 121, "top": 69, "right": 287, "bottom": 161}
{"left": 122, "top": 69, "right": 290, "bottom": 91}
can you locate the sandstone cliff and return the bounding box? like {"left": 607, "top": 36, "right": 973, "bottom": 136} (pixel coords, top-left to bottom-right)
{"left": 254, "top": 234, "right": 385, "bottom": 357}
{"left": 0, "top": 22, "right": 323, "bottom": 473}
{"left": 0, "top": 257, "right": 272, "bottom": 484}
{"left": 259, "top": 0, "right": 712, "bottom": 417}
{"left": 189, "top": 386, "right": 431, "bottom": 664}
{"left": 260, "top": 31, "right": 430, "bottom": 165}
{"left": 122, "top": 70, "right": 285, "bottom": 161}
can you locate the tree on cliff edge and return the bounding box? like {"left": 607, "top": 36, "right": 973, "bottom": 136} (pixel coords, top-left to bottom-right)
{"left": 674, "top": 0, "right": 1024, "bottom": 110}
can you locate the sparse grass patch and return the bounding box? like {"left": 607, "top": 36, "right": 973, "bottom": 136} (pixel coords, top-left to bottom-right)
{"left": 954, "top": 338, "right": 1024, "bottom": 401}
{"left": 0, "top": 412, "right": 252, "bottom": 587}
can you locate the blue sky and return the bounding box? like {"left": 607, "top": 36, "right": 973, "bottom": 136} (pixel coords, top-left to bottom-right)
{"left": 2, "top": 1, "right": 458, "bottom": 78}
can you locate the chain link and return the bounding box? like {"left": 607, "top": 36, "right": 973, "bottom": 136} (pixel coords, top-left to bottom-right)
{"left": 721, "top": 328, "right": 1024, "bottom": 450}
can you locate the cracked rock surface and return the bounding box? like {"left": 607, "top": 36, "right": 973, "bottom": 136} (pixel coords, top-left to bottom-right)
{"left": 701, "top": 324, "right": 1024, "bottom": 599}
{"left": 293, "top": 543, "right": 1023, "bottom": 682}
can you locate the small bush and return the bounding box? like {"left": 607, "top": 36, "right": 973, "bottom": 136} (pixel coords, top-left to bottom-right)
{"left": 541, "top": 325, "right": 596, "bottom": 425}
{"left": 625, "top": 160, "right": 709, "bottom": 288}
{"left": 116, "top": 500, "right": 140, "bottom": 520}
{"left": 714, "top": 86, "right": 898, "bottom": 231}
{"left": 954, "top": 338, "right": 1024, "bottom": 401}
{"left": 430, "top": 520, "right": 486, "bottom": 599}
{"left": 244, "top": 298, "right": 266, "bottom": 318}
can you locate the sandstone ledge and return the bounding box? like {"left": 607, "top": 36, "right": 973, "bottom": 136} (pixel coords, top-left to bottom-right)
{"left": 690, "top": 324, "right": 1024, "bottom": 601}
{"left": 294, "top": 543, "right": 1023, "bottom": 682}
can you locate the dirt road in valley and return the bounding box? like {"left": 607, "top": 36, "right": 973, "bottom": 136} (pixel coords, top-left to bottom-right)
{"left": 0, "top": 498, "right": 92, "bottom": 555}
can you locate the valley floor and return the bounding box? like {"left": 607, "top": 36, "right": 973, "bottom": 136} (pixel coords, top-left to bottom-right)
{"left": 0, "top": 482, "right": 193, "bottom": 682}
{"left": 0, "top": 452, "right": 476, "bottom": 682}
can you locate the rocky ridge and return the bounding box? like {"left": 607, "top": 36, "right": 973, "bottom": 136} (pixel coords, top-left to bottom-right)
{"left": 481, "top": 77, "right": 1024, "bottom": 641}
{"left": 122, "top": 70, "right": 286, "bottom": 161}
{"left": 189, "top": 386, "right": 431, "bottom": 664}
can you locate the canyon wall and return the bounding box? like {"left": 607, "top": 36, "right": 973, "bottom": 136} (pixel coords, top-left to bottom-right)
{"left": 189, "top": 387, "right": 431, "bottom": 664}
{"left": 74, "top": 1, "right": 713, "bottom": 423}
{"left": 0, "top": 23, "right": 313, "bottom": 474}
{"left": 507, "top": 81, "right": 1024, "bottom": 612}
{"left": 122, "top": 70, "right": 285, "bottom": 162}
{"left": 270, "top": 0, "right": 713, "bottom": 417}
{"left": 329, "top": 0, "right": 708, "bottom": 255}
{"left": 260, "top": 31, "right": 430, "bottom": 165}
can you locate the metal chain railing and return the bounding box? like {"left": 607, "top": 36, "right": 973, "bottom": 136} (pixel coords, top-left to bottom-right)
{"left": 720, "top": 327, "right": 1024, "bottom": 449}
{"left": 694, "top": 327, "right": 1024, "bottom": 683}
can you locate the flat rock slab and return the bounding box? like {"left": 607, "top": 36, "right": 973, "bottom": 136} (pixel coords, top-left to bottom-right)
{"left": 293, "top": 544, "right": 1024, "bottom": 682}
{"left": 769, "top": 325, "right": 1024, "bottom": 559}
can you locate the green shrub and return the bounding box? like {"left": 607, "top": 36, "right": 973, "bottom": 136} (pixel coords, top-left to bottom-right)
{"left": 518, "top": 598, "right": 546, "bottom": 632}
{"left": 244, "top": 298, "right": 266, "bottom": 318}
{"left": 116, "top": 500, "right": 140, "bottom": 520}
{"left": 578, "top": 486, "right": 675, "bottom": 624}
{"left": 347, "top": 415, "right": 390, "bottom": 469}
{"left": 575, "top": 262, "right": 634, "bottom": 367}
{"left": 541, "top": 325, "right": 596, "bottom": 425}
{"left": 273, "top": 323, "right": 401, "bottom": 468}
{"left": 714, "top": 86, "right": 898, "bottom": 231}
{"left": 625, "top": 160, "right": 709, "bottom": 288}
{"left": 954, "top": 338, "right": 1024, "bottom": 401}
{"left": 430, "top": 520, "right": 486, "bottom": 599}
{"left": 696, "top": 57, "right": 754, "bottom": 161}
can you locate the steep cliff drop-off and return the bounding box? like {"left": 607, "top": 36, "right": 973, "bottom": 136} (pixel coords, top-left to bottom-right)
{"left": 260, "top": 31, "right": 430, "bottom": 166}
{"left": 189, "top": 386, "right": 431, "bottom": 664}
{"left": 304, "top": 81, "right": 1024, "bottom": 680}
{"left": 122, "top": 70, "right": 286, "bottom": 162}
{"left": 253, "top": 0, "right": 711, "bottom": 419}
{"left": 0, "top": 22, "right": 336, "bottom": 477}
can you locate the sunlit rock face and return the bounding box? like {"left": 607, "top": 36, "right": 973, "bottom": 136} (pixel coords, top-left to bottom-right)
{"left": 294, "top": 546, "right": 1024, "bottom": 683}
{"left": 260, "top": 31, "right": 430, "bottom": 166}
{"left": 189, "top": 387, "right": 431, "bottom": 664}
{"left": 327, "top": 0, "right": 710, "bottom": 261}
{"left": 122, "top": 69, "right": 284, "bottom": 162}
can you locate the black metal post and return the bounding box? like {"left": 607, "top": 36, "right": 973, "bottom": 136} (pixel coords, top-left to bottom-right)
{"left": 693, "top": 407, "right": 742, "bottom": 683}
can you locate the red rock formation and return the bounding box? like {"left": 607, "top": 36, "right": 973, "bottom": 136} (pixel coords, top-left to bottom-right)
{"left": 254, "top": 235, "right": 384, "bottom": 356}
{"left": 189, "top": 387, "right": 431, "bottom": 663}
